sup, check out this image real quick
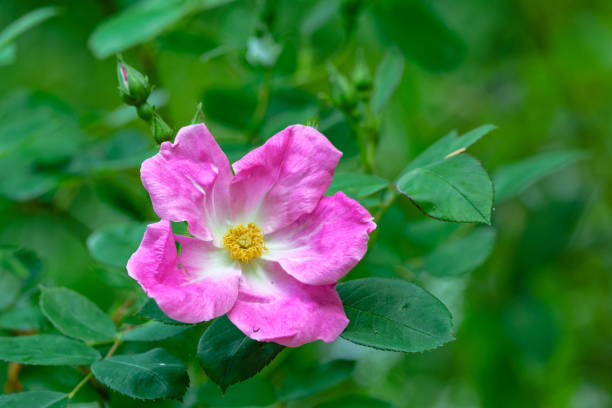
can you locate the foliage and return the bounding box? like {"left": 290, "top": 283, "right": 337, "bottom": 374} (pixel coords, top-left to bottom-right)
{"left": 0, "top": 0, "right": 606, "bottom": 407}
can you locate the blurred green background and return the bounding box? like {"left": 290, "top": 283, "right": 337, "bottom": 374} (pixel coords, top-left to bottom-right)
{"left": 1, "top": 0, "right": 611, "bottom": 407}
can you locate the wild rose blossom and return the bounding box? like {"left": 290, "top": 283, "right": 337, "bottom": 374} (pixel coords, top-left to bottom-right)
{"left": 127, "top": 124, "right": 376, "bottom": 347}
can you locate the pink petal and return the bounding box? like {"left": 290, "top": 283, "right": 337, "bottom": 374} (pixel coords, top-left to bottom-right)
{"left": 227, "top": 261, "right": 349, "bottom": 347}
{"left": 263, "top": 192, "right": 376, "bottom": 285}
{"left": 127, "top": 220, "right": 241, "bottom": 323}
{"left": 140, "top": 124, "right": 231, "bottom": 240}
{"left": 230, "top": 125, "right": 342, "bottom": 233}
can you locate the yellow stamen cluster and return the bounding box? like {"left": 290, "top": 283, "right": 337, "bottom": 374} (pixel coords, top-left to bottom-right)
{"left": 223, "top": 222, "right": 266, "bottom": 263}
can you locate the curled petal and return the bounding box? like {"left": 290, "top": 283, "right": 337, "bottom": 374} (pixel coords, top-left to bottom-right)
{"left": 230, "top": 125, "right": 342, "bottom": 233}
{"left": 228, "top": 261, "right": 348, "bottom": 347}
{"left": 263, "top": 192, "right": 376, "bottom": 285}
{"left": 127, "top": 220, "right": 241, "bottom": 323}
{"left": 141, "top": 124, "right": 231, "bottom": 240}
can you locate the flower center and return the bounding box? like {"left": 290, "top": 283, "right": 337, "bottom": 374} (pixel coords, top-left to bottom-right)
{"left": 222, "top": 222, "right": 266, "bottom": 263}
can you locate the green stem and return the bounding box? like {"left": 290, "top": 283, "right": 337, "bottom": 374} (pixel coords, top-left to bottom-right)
{"left": 247, "top": 70, "right": 272, "bottom": 144}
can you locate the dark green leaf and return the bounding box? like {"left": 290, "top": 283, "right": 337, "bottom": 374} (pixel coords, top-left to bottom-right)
{"left": 197, "top": 316, "right": 284, "bottom": 391}
{"left": 371, "top": 47, "right": 404, "bottom": 115}
{"left": 87, "top": 222, "right": 147, "bottom": 268}
{"left": 0, "top": 335, "right": 100, "bottom": 365}
{"left": 0, "top": 300, "right": 45, "bottom": 332}
{"left": 326, "top": 172, "right": 390, "bottom": 198}
{"left": 403, "top": 125, "right": 496, "bottom": 172}
{"left": 137, "top": 298, "right": 187, "bottom": 326}
{"left": 0, "top": 391, "right": 67, "bottom": 408}
{"left": 315, "top": 395, "right": 394, "bottom": 408}
{"left": 416, "top": 227, "right": 496, "bottom": 276}
{"left": 397, "top": 154, "right": 494, "bottom": 224}
{"left": 338, "top": 278, "right": 454, "bottom": 352}
{"left": 279, "top": 360, "right": 355, "bottom": 401}
{"left": 40, "top": 287, "right": 116, "bottom": 342}
{"left": 493, "top": 150, "right": 586, "bottom": 202}
{"left": 197, "top": 377, "right": 277, "bottom": 407}
{"left": 371, "top": 1, "right": 465, "bottom": 72}
{"left": 91, "top": 348, "right": 189, "bottom": 400}
{"left": 0, "top": 6, "right": 60, "bottom": 50}
{"left": 124, "top": 321, "right": 190, "bottom": 342}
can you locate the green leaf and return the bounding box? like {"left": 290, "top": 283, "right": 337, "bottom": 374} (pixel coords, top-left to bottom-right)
{"left": 0, "top": 335, "right": 100, "bottom": 365}
{"left": 404, "top": 125, "right": 496, "bottom": 172}
{"left": 338, "top": 278, "right": 454, "bottom": 352}
{"left": 0, "top": 6, "right": 60, "bottom": 50}
{"left": 0, "top": 44, "right": 16, "bottom": 66}
{"left": 40, "top": 287, "right": 116, "bottom": 342}
{"left": 371, "top": 1, "right": 465, "bottom": 72}
{"left": 0, "top": 300, "right": 45, "bottom": 332}
{"left": 0, "top": 269, "right": 21, "bottom": 311}
{"left": 315, "top": 395, "right": 394, "bottom": 408}
{"left": 279, "top": 360, "right": 355, "bottom": 401}
{"left": 0, "top": 391, "right": 67, "bottom": 408}
{"left": 326, "top": 172, "right": 390, "bottom": 198}
{"left": 397, "top": 154, "right": 494, "bottom": 224}
{"left": 493, "top": 150, "right": 586, "bottom": 202}
{"left": 197, "top": 316, "right": 284, "bottom": 391}
{"left": 91, "top": 348, "right": 189, "bottom": 400}
{"left": 87, "top": 222, "right": 147, "bottom": 268}
{"left": 202, "top": 87, "right": 257, "bottom": 129}
{"left": 124, "top": 321, "right": 190, "bottom": 342}
{"left": 371, "top": 47, "right": 404, "bottom": 115}
{"left": 137, "top": 298, "right": 187, "bottom": 326}
{"left": 89, "top": 0, "right": 190, "bottom": 58}
{"left": 415, "top": 227, "right": 496, "bottom": 276}
{"left": 197, "top": 377, "right": 277, "bottom": 407}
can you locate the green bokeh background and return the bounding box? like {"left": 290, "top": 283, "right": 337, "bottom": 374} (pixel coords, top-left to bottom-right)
{"left": 1, "top": 0, "right": 611, "bottom": 407}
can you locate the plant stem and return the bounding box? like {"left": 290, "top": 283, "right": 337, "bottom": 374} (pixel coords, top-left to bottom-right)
{"left": 68, "top": 373, "right": 93, "bottom": 399}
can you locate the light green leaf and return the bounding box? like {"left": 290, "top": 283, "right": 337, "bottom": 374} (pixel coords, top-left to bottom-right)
{"left": 0, "top": 45, "right": 16, "bottom": 66}
{"left": 326, "top": 172, "right": 390, "bottom": 198}
{"left": 493, "top": 150, "right": 586, "bottom": 202}
{"left": 197, "top": 377, "right": 277, "bottom": 407}
{"left": 403, "top": 124, "right": 496, "bottom": 172}
{"left": 0, "top": 335, "right": 100, "bottom": 365}
{"left": 40, "top": 287, "right": 116, "bottom": 342}
{"left": 87, "top": 222, "right": 147, "bottom": 268}
{"left": 197, "top": 316, "right": 284, "bottom": 391}
{"left": 397, "top": 154, "right": 493, "bottom": 224}
{"left": 415, "top": 227, "right": 496, "bottom": 276}
{"left": 338, "top": 278, "right": 454, "bottom": 352}
{"left": 91, "top": 348, "right": 189, "bottom": 400}
{"left": 0, "top": 391, "right": 67, "bottom": 408}
{"left": 0, "top": 6, "right": 60, "bottom": 50}
{"left": 371, "top": 47, "right": 404, "bottom": 115}
{"left": 279, "top": 360, "right": 355, "bottom": 401}
{"left": 124, "top": 321, "right": 190, "bottom": 342}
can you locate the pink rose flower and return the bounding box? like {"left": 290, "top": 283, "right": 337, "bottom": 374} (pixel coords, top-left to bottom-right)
{"left": 127, "top": 124, "right": 376, "bottom": 347}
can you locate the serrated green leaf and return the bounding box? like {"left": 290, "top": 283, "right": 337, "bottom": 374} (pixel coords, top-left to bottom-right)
{"left": 91, "top": 348, "right": 189, "bottom": 400}
{"left": 0, "top": 391, "right": 67, "bottom": 408}
{"left": 124, "top": 321, "right": 190, "bottom": 342}
{"left": 326, "top": 172, "right": 390, "bottom": 198}
{"left": 416, "top": 227, "right": 496, "bottom": 276}
{"left": 0, "top": 6, "right": 60, "bottom": 50}
{"left": 197, "top": 377, "right": 277, "bottom": 406}
{"left": 397, "top": 154, "right": 494, "bottom": 224}
{"left": 279, "top": 360, "right": 355, "bottom": 401}
{"left": 40, "top": 287, "right": 116, "bottom": 342}
{"left": 137, "top": 298, "right": 187, "bottom": 326}
{"left": 197, "top": 316, "right": 284, "bottom": 391}
{"left": 0, "top": 335, "right": 100, "bottom": 365}
{"left": 338, "top": 278, "right": 454, "bottom": 352}
{"left": 493, "top": 150, "right": 586, "bottom": 202}
{"left": 87, "top": 222, "right": 147, "bottom": 268}
{"left": 371, "top": 47, "right": 404, "bottom": 115}
{"left": 404, "top": 125, "right": 496, "bottom": 172}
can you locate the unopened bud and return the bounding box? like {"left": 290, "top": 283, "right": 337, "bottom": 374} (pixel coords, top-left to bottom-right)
{"left": 353, "top": 50, "right": 372, "bottom": 92}
{"left": 328, "top": 65, "right": 356, "bottom": 111}
{"left": 150, "top": 112, "right": 173, "bottom": 144}
{"left": 116, "top": 57, "right": 151, "bottom": 106}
